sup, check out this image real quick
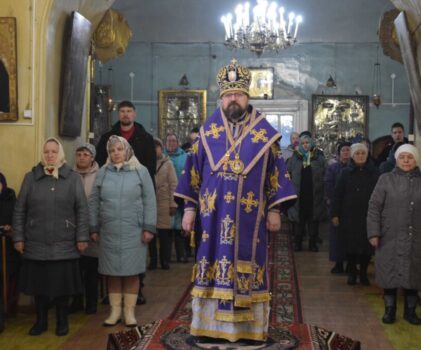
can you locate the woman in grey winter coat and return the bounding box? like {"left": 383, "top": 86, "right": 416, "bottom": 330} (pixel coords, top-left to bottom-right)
{"left": 287, "top": 134, "right": 326, "bottom": 251}
{"left": 367, "top": 144, "right": 421, "bottom": 325}
{"left": 13, "top": 138, "right": 89, "bottom": 336}
{"left": 89, "top": 135, "right": 156, "bottom": 327}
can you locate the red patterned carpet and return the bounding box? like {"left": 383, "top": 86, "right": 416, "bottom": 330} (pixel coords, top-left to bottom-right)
{"left": 107, "top": 229, "right": 361, "bottom": 350}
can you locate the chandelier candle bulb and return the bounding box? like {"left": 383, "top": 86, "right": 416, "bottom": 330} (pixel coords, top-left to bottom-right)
{"left": 287, "top": 12, "right": 295, "bottom": 37}
{"left": 294, "top": 16, "right": 302, "bottom": 39}
{"left": 222, "top": 0, "right": 302, "bottom": 55}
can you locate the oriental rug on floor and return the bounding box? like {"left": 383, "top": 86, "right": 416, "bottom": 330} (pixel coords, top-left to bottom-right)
{"left": 107, "top": 229, "right": 361, "bottom": 350}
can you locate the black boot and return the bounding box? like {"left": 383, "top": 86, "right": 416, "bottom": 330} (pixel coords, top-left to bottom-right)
{"left": 330, "top": 262, "right": 344, "bottom": 274}
{"left": 137, "top": 290, "right": 146, "bottom": 305}
{"left": 347, "top": 263, "right": 357, "bottom": 285}
{"left": 69, "top": 295, "right": 83, "bottom": 314}
{"left": 404, "top": 295, "right": 421, "bottom": 325}
{"left": 382, "top": 295, "right": 396, "bottom": 324}
{"left": 309, "top": 237, "right": 319, "bottom": 252}
{"left": 29, "top": 296, "right": 49, "bottom": 336}
{"left": 55, "top": 297, "right": 69, "bottom": 336}
{"left": 359, "top": 269, "right": 370, "bottom": 286}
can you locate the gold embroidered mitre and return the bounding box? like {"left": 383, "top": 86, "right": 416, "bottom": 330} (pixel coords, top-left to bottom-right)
{"left": 217, "top": 59, "right": 251, "bottom": 97}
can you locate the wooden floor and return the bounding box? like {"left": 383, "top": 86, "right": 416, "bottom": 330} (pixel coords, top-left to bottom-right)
{"left": 57, "top": 225, "right": 394, "bottom": 349}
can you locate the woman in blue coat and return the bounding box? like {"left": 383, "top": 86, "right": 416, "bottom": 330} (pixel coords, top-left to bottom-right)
{"left": 89, "top": 136, "right": 156, "bottom": 327}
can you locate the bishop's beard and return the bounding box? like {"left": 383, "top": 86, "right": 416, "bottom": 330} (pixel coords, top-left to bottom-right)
{"left": 223, "top": 102, "right": 246, "bottom": 122}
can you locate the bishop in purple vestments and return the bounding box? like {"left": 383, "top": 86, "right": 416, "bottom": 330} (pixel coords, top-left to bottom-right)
{"left": 174, "top": 59, "right": 297, "bottom": 342}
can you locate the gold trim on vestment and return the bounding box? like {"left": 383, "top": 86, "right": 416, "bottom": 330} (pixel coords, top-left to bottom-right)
{"left": 236, "top": 260, "right": 253, "bottom": 274}
{"left": 191, "top": 286, "right": 271, "bottom": 302}
{"left": 267, "top": 194, "right": 298, "bottom": 210}
{"left": 215, "top": 309, "right": 255, "bottom": 322}
{"left": 173, "top": 192, "right": 198, "bottom": 205}
{"left": 190, "top": 327, "right": 268, "bottom": 342}
{"left": 243, "top": 132, "right": 281, "bottom": 175}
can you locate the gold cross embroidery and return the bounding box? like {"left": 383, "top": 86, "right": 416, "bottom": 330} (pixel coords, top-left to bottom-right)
{"left": 224, "top": 191, "right": 235, "bottom": 204}
{"left": 240, "top": 191, "right": 258, "bottom": 213}
{"left": 205, "top": 123, "right": 225, "bottom": 139}
{"left": 202, "top": 231, "right": 209, "bottom": 242}
{"left": 251, "top": 128, "right": 268, "bottom": 143}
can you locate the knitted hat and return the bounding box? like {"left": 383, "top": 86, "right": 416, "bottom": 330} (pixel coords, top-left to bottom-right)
{"left": 337, "top": 141, "right": 352, "bottom": 155}
{"left": 394, "top": 144, "right": 419, "bottom": 165}
{"left": 76, "top": 143, "right": 96, "bottom": 158}
{"left": 350, "top": 143, "right": 368, "bottom": 158}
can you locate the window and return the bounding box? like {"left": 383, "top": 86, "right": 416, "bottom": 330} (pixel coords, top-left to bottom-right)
{"left": 251, "top": 99, "right": 309, "bottom": 149}
{"left": 266, "top": 114, "right": 294, "bottom": 149}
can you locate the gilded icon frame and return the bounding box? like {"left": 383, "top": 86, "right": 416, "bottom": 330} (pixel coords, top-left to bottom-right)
{"left": 158, "top": 89, "right": 207, "bottom": 141}
{"left": 248, "top": 67, "right": 274, "bottom": 99}
{"left": 311, "top": 94, "right": 369, "bottom": 159}
{"left": 0, "top": 17, "right": 18, "bottom": 121}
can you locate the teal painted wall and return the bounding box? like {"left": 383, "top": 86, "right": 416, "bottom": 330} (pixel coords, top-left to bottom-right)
{"left": 96, "top": 41, "right": 410, "bottom": 141}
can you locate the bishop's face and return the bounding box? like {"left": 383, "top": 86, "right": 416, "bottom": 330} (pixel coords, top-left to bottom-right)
{"left": 221, "top": 91, "right": 249, "bottom": 122}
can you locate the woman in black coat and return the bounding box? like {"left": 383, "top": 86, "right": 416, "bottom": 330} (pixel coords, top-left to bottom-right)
{"left": 287, "top": 135, "right": 326, "bottom": 251}
{"left": 0, "top": 172, "right": 17, "bottom": 333}
{"left": 331, "top": 143, "right": 379, "bottom": 285}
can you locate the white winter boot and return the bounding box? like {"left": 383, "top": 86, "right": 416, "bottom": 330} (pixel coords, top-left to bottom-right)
{"left": 123, "top": 293, "right": 138, "bottom": 327}
{"left": 103, "top": 293, "right": 122, "bottom": 326}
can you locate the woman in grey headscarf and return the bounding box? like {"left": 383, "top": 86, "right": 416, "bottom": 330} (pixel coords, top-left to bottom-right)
{"left": 89, "top": 135, "right": 156, "bottom": 327}
{"left": 367, "top": 144, "right": 421, "bottom": 325}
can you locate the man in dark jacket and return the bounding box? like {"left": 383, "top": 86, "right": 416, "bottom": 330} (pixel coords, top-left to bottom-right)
{"left": 96, "top": 100, "right": 156, "bottom": 182}
{"left": 376, "top": 122, "right": 408, "bottom": 166}
{"left": 95, "top": 100, "right": 156, "bottom": 305}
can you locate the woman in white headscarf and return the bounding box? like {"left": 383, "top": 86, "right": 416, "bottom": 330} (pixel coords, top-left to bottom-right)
{"left": 367, "top": 144, "right": 421, "bottom": 325}
{"left": 13, "top": 137, "right": 89, "bottom": 336}
{"left": 89, "top": 135, "right": 156, "bottom": 327}
{"left": 331, "top": 143, "right": 379, "bottom": 286}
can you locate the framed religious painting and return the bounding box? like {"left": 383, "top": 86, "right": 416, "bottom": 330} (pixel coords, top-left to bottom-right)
{"left": 158, "top": 89, "right": 207, "bottom": 142}
{"left": 0, "top": 17, "right": 18, "bottom": 121}
{"left": 248, "top": 67, "right": 274, "bottom": 99}
{"left": 311, "top": 94, "right": 369, "bottom": 159}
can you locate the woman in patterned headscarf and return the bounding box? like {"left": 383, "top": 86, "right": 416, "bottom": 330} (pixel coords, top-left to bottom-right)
{"left": 89, "top": 135, "right": 156, "bottom": 327}
{"left": 287, "top": 134, "right": 327, "bottom": 251}
{"left": 13, "top": 137, "right": 89, "bottom": 336}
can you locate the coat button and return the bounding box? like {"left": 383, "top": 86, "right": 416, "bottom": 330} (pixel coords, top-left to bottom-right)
{"left": 410, "top": 202, "right": 414, "bottom": 205}
{"left": 51, "top": 187, "right": 55, "bottom": 191}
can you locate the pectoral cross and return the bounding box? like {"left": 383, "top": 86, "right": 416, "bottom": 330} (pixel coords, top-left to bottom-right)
{"left": 240, "top": 191, "right": 259, "bottom": 213}
{"left": 205, "top": 123, "right": 225, "bottom": 139}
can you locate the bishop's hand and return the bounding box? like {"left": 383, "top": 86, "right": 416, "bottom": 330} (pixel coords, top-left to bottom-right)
{"left": 266, "top": 211, "right": 281, "bottom": 232}
{"left": 182, "top": 210, "right": 196, "bottom": 232}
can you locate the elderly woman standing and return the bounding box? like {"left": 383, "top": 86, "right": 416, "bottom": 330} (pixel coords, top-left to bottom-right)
{"left": 324, "top": 142, "right": 351, "bottom": 273}
{"left": 287, "top": 134, "right": 326, "bottom": 251}
{"left": 89, "top": 136, "right": 156, "bottom": 327}
{"left": 12, "top": 138, "right": 89, "bottom": 336}
{"left": 367, "top": 144, "right": 421, "bottom": 325}
{"left": 148, "top": 138, "right": 177, "bottom": 270}
{"left": 332, "top": 143, "right": 379, "bottom": 286}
